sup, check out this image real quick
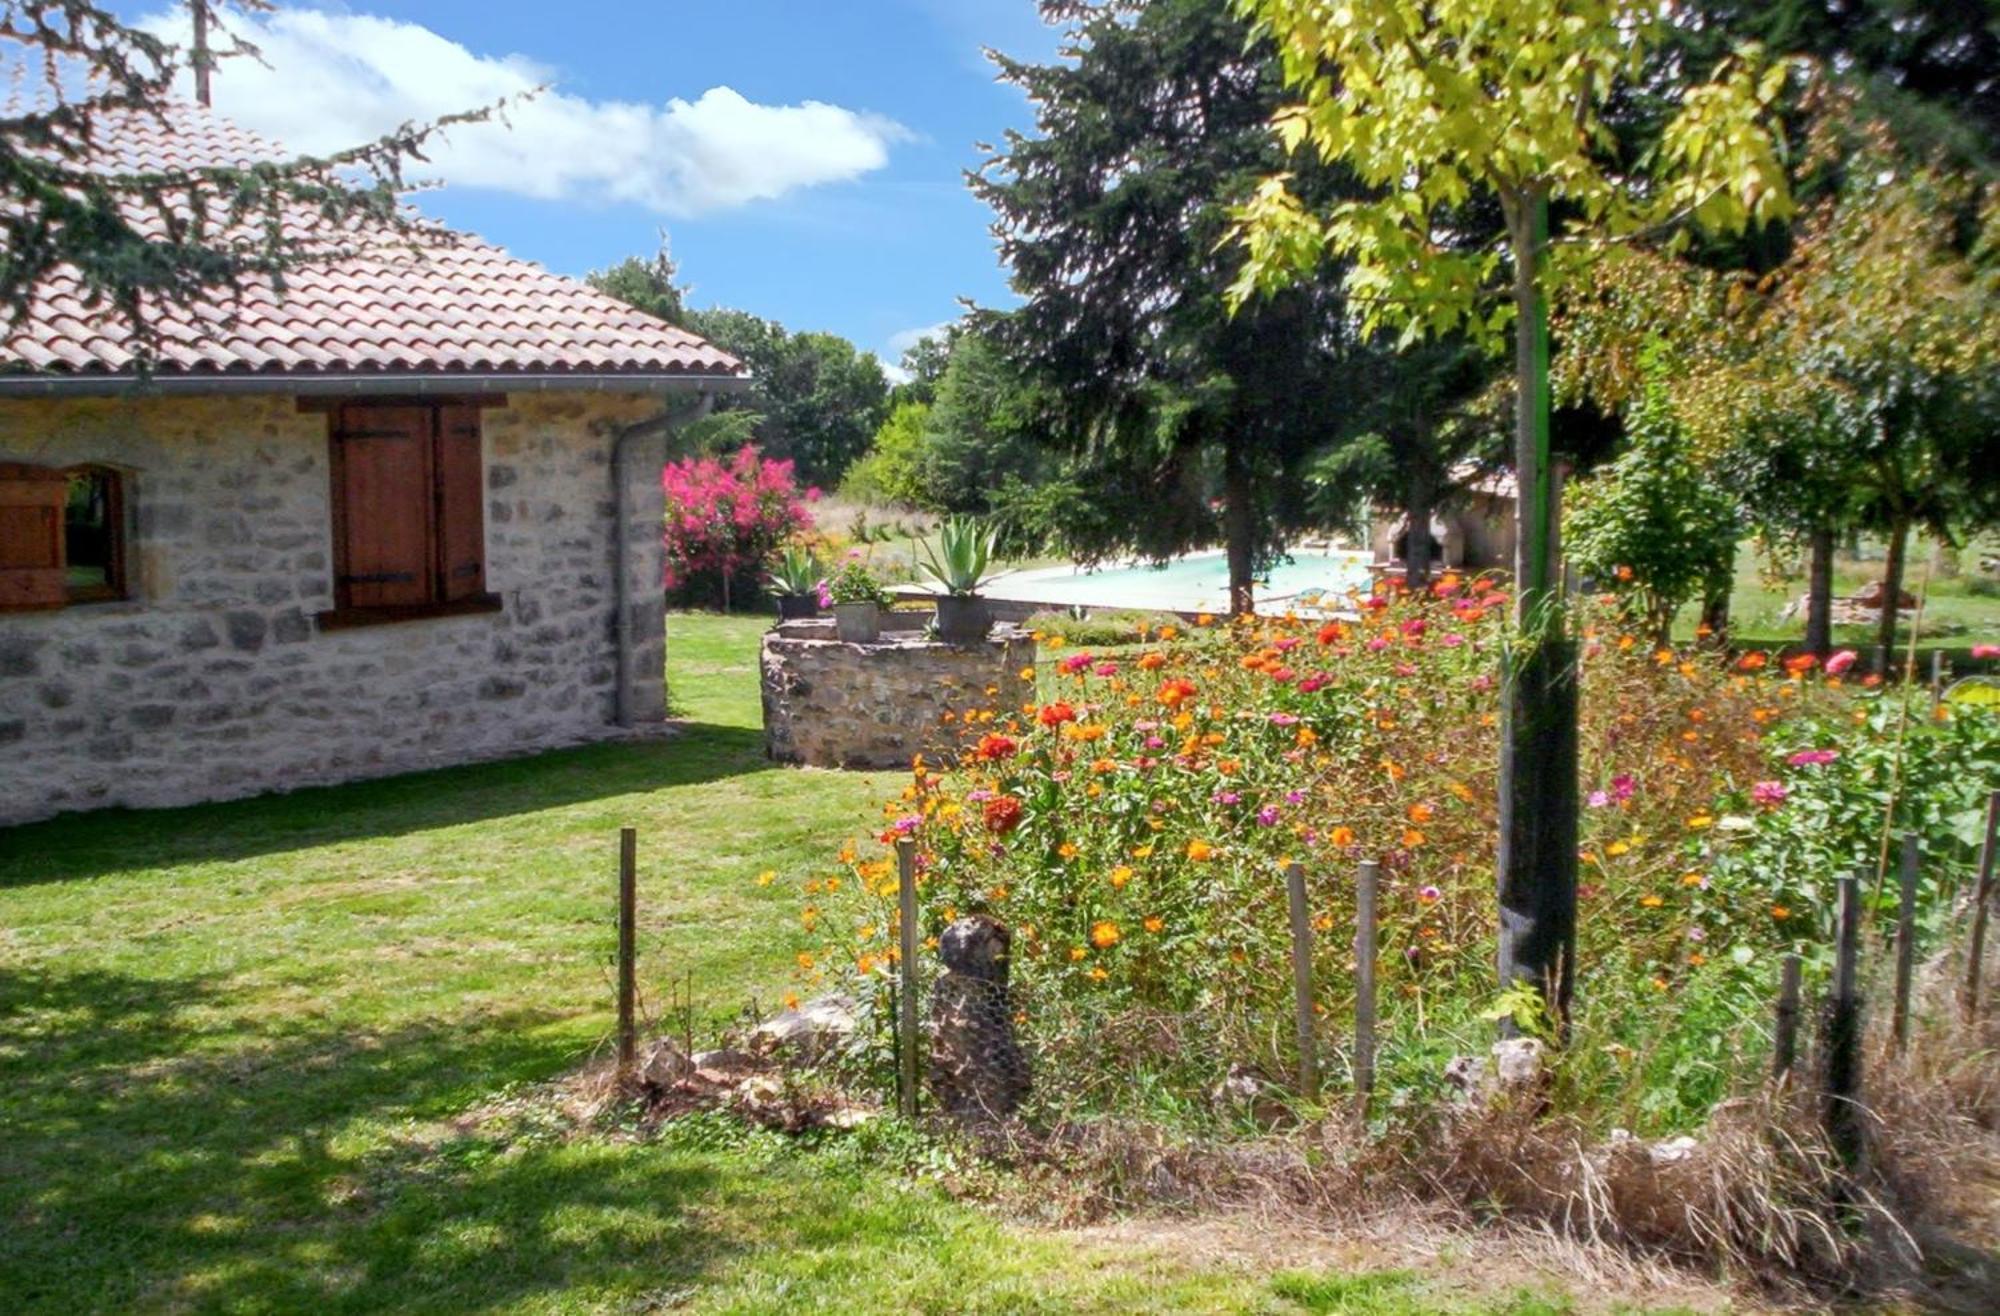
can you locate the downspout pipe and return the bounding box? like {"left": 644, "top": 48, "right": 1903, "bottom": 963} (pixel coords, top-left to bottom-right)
{"left": 613, "top": 392, "right": 716, "bottom": 727}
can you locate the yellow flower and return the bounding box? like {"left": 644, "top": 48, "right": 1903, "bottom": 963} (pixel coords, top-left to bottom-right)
{"left": 1131, "top": 844, "right": 1155, "bottom": 860}
{"left": 1058, "top": 842, "right": 1080, "bottom": 860}
{"left": 1186, "top": 839, "right": 1216, "bottom": 862}
{"left": 1087, "top": 966, "right": 1109, "bottom": 982}
{"left": 1069, "top": 946, "right": 1087, "bottom": 962}
{"left": 1687, "top": 815, "right": 1714, "bottom": 830}
{"left": 1680, "top": 872, "right": 1704, "bottom": 887}
{"left": 1606, "top": 840, "right": 1630, "bottom": 857}
{"left": 1639, "top": 894, "right": 1665, "bottom": 908}
{"left": 1090, "top": 920, "right": 1120, "bottom": 949}
{"left": 755, "top": 869, "right": 776, "bottom": 886}
{"left": 795, "top": 952, "right": 815, "bottom": 971}
{"left": 782, "top": 992, "right": 800, "bottom": 1010}
{"left": 1110, "top": 865, "right": 1134, "bottom": 889}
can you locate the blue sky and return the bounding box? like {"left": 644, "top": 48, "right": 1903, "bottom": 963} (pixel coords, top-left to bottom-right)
{"left": 132, "top": 1, "right": 1065, "bottom": 368}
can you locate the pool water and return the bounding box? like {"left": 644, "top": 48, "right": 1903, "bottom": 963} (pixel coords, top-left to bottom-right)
{"left": 990, "top": 549, "right": 1372, "bottom": 616}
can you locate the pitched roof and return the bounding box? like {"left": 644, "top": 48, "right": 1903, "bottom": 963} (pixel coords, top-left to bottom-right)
{"left": 1, "top": 105, "right": 745, "bottom": 388}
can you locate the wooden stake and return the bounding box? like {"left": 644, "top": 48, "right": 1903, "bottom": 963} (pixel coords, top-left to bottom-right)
{"left": 1354, "top": 860, "right": 1381, "bottom": 1114}
{"left": 1283, "top": 862, "right": 1317, "bottom": 1100}
{"left": 1892, "top": 832, "right": 1918, "bottom": 1052}
{"left": 1966, "top": 790, "right": 2000, "bottom": 1021}
{"left": 617, "top": 827, "right": 637, "bottom": 1084}
{"left": 1823, "top": 869, "right": 1864, "bottom": 1172}
{"left": 896, "top": 837, "right": 920, "bottom": 1120}
{"left": 1773, "top": 953, "right": 1802, "bottom": 1081}
{"left": 1929, "top": 649, "right": 1945, "bottom": 709}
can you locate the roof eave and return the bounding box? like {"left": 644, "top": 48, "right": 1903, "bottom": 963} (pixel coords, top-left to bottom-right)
{"left": 0, "top": 370, "right": 754, "bottom": 400}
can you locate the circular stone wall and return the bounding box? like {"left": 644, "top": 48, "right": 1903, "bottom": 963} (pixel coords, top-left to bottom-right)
{"left": 760, "top": 618, "right": 1035, "bottom": 770}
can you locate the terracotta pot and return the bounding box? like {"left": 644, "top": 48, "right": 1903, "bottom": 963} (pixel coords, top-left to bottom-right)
{"left": 832, "top": 601, "right": 881, "bottom": 643}
{"left": 934, "top": 594, "right": 992, "bottom": 645}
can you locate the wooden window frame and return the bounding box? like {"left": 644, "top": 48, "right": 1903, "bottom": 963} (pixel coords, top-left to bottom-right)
{"left": 63, "top": 463, "right": 129, "bottom": 605}
{"left": 316, "top": 397, "right": 503, "bottom": 631}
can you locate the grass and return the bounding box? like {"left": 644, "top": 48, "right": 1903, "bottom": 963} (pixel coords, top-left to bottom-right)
{"left": 1671, "top": 536, "right": 2000, "bottom": 650}
{"left": 2, "top": 612, "right": 1670, "bottom": 1314}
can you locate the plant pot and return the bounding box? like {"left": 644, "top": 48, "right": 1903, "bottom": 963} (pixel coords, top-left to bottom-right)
{"left": 935, "top": 594, "right": 992, "bottom": 645}
{"left": 833, "top": 601, "right": 882, "bottom": 643}
{"left": 777, "top": 594, "right": 820, "bottom": 621}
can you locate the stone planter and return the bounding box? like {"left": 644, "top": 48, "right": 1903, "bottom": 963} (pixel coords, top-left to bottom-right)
{"left": 934, "top": 594, "right": 992, "bottom": 645}
{"left": 777, "top": 594, "right": 821, "bottom": 622}
{"left": 832, "top": 601, "right": 882, "bottom": 643}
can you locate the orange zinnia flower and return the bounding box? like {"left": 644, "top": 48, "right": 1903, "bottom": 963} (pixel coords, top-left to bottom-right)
{"left": 1143, "top": 916, "right": 1165, "bottom": 934}
{"left": 1186, "top": 839, "right": 1216, "bottom": 862}
{"left": 1090, "top": 920, "right": 1120, "bottom": 949}
{"left": 1328, "top": 825, "right": 1355, "bottom": 847}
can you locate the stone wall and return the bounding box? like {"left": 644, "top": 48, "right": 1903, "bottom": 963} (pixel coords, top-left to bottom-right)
{"left": 761, "top": 619, "right": 1035, "bottom": 770}
{"left": 0, "top": 390, "right": 668, "bottom": 825}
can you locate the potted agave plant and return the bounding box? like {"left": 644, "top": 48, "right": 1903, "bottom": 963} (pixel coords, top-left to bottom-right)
{"left": 921, "top": 516, "right": 998, "bottom": 644}
{"left": 768, "top": 545, "right": 823, "bottom": 621}
{"left": 825, "top": 559, "right": 889, "bottom": 643}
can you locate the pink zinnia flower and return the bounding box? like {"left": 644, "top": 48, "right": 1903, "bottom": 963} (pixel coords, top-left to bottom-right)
{"left": 1610, "top": 773, "right": 1637, "bottom": 803}
{"left": 1418, "top": 885, "right": 1442, "bottom": 903}
{"left": 1824, "top": 649, "right": 1858, "bottom": 676}
{"left": 1974, "top": 643, "right": 2000, "bottom": 660}
{"left": 1787, "top": 748, "right": 1838, "bottom": 767}
{"left": 1256, "top": 806, "right": 1281, "bottom": 827}
{"left": 1751, "top": 780, "right": 1788, "bottom": 809}
{"left": 1587, "top": 790, "right": 1611, "bottom": 808}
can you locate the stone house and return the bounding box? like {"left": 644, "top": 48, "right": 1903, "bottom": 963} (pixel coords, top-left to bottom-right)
{"left": 0, "top": 108, "right": 745, "bottom": 825}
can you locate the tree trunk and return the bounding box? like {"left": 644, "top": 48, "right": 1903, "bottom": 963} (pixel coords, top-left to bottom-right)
{"left": 1222, "top": 439, "right": 1255, "bottom": 618}
{"left": 1875, "top": 517, "right": 1909, "bottom": 676}
{"left": 1404, "top": 458, "right": 1435, "bottom": 591}
{"left": 1495, "top": 189, "right": 1577, "bottom": 1035}
{"left": 1804, "top": 525, "right": 1835, "bottom": 659}
{"left": 1699, "top": 589, "right": 1731, "bottom": 649}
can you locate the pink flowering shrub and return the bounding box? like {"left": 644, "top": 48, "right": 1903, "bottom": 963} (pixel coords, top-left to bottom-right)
{"left": 661, "top": 445, "right": 814, "bottom": 605}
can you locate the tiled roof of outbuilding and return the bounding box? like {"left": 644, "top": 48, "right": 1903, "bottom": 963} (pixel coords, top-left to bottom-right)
{"left": 1, "top": 105, "right": 744, "bottom": 385}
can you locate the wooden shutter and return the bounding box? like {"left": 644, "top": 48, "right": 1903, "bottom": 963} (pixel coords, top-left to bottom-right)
{"left": 332, "top": 405, "right": 434, "bottom": 609}
{"left": 0, "top": 463, "right": 69, "bottom": 612}
{"left": 434, "top": 404, "right": 487, "bottom": 601}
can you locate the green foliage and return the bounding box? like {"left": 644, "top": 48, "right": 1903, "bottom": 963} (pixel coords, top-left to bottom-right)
{"left": 682, "top": 308, "right": 890, "bottom": 489}
{"left": 585, "top": 240, "right": 684, "bottom": 325}
{"left": 840, "top": 400, "right": 931, "bottom": 507}
{"left": 1230, "top": 0, "right": 1794, "bottom": 344}
{"left": 824, "top": 560, "right": 888, "bottom": 606}
{"left": 972, "top": 0, "right": 1358, "bottom": 603}
{"left": 767, "top": 545, "right": 821, "bottom": 598}
{"left": 917, "top": 516, "right": 997, "bottom": 597}
{"left": 1565, "top": 362, "right": 1740, "bottom": 641}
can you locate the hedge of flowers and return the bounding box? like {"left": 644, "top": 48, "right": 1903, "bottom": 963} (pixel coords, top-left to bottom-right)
{"left": 774, "top": 576, "right": 1998, "bottom": 1132}
{"left": 662, "top": 445, "right": 816, "bottom": 604}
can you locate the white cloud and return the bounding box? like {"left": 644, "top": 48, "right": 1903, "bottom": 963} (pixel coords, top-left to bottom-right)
{"left": 887, "top": 321, "right": 953, "bottom": 356}
{"left": 145, "top": 8, "right": 907, "bottom": 216}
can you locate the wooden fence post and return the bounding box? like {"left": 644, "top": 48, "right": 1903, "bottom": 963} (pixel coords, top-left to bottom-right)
{"left": 1892, "top": 832, "right": 1918, "bottom": 1052}
{"left": 1967, "top": 790, "right": 2000, "bottom": 1021}
{"left": 617, "top": 827, "right": 637, "bottom": 1085}
{"left": 1929, "top": 650, "right": 1945, "bottom": 709}
{"left": 896, "top": 836, "right": 920, "bottom": 1120}
{"left": 1283, "top": 862, "right": 1318, "bottom": 1100}
{"left": 1823, "top": 868, "right": 1864, "bottom": 1171}
{"left": 1773, "top": 953, "right": 1802, "bottom": 1081}
{"left": 1354, "top": 860, "right": 1380, "bottom": 1116}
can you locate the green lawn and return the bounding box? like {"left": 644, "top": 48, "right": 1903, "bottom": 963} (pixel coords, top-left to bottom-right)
{"left": 1, "top": 613, "right": 1677, "bottom": 1314}
{"left": 1672, "top": 536, "right": 2000, "bottom": 651}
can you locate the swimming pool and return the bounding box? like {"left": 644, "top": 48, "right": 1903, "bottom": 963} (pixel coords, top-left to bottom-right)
{"left": 985, "top": 548, "right": 1373, "bottom": 616}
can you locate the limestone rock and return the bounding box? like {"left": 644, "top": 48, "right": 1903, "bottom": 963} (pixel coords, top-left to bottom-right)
{"left": 750, "top": 994, "right": 858, "bottom": 1059}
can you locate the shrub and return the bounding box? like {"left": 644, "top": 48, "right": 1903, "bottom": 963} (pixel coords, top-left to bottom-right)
{"left": 775, "top": 578, "right": 1993, "bottom": 1134}
{"left": 662, "top": 445, "right": 814, "bottom": 608}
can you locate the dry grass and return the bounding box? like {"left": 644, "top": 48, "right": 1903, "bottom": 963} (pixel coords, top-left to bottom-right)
{"left": 949, "top": 946, "right": 2000, "bottom": 1309}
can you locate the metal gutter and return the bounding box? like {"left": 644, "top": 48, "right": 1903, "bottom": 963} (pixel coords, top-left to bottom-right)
{"left": 0, "top": 371, "right": 752, "bottom": 399}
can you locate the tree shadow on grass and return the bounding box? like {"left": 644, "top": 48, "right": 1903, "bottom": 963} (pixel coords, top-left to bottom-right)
{"left": 0, "top": 964, "right": 740, "bottom": 1314}
{"left": 0, "top": 721, "right": 774, "bottom": 888}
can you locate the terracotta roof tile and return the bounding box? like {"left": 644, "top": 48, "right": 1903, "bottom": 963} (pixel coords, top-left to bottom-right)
{"left": 2, "top": 105, "right": 745, "bottom": 384}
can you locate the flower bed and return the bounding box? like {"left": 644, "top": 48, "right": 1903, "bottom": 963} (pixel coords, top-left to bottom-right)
{"left": 776, "top": 576, "right": 1998, "bottom": 1133}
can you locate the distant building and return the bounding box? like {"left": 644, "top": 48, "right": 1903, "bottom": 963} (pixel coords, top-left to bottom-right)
{"left": 1368, "top": 465, "right": 1517, "bottom": 577}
